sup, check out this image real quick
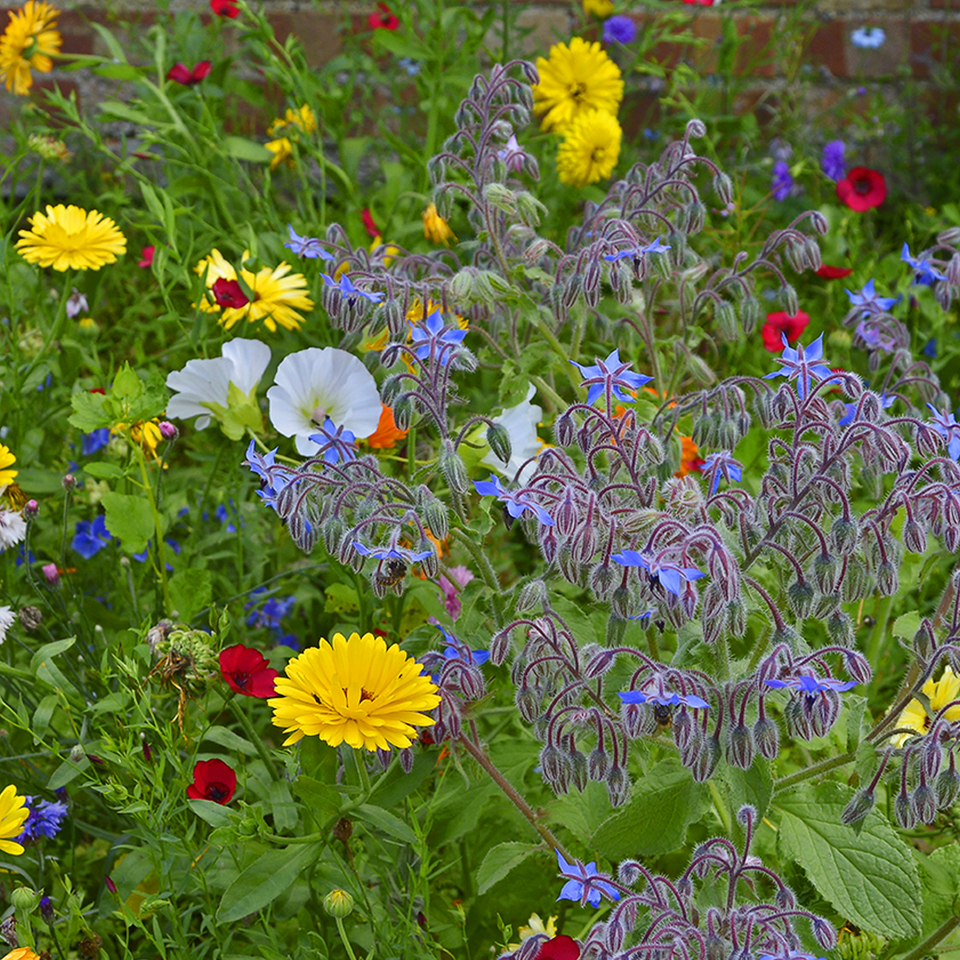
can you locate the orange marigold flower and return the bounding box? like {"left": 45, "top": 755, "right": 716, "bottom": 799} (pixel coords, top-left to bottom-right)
{"left": 675, "top": 436, "right": 705, "bottom": 478}
{"left": 366, "top": 404, "right": 408, "bottom": 450}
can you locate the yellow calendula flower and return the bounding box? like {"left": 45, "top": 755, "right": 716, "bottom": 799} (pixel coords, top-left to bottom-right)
{"left": 0, "top": 1, "right": 61, "bottom": 96}
{"left": 0, "top": 444, "right": 17, "bottom": 489}
{"left": 533, "top": 37, "right": 623, "bottom": 134}
{"left": 556, "top": 109, "right": 622, "bottom": 188}
{"left": 509, "top": 913, "right": 559, "bottom": 950}
{"left": 112, "top": 419, "right": 163, "bottom": 460}
{"left": 423, "top": 203, "right": 457, "bottom": 247}
{"left": 2, "top": 949, "right": 42, "bottom": 960}
{"left": 16, "top": 204, "right": 127, "bottom": 271}
{"left": 583, "top": 0, "right": 614, "bottom": 16}
{"left": 269, "top": 632, "right": 441, "bottom": 752}
{"left": 266, "top": 137, "right": 294, "bottom": 171}
{"left": 0, "top": 785, "right": 29, "bottom": 856}
{"left": 268, "top": 104, "right": 317, "bottom": 137}
{"left": 891, "top": 667, "right": 960, "bottom": 747}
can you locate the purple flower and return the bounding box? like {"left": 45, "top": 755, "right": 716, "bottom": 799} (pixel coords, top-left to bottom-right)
{"left": 474, "top": 474, "right": 555, "bottom": 526}
{"left": 845, "top": 278, "right": 900, "bottom": 317}
{"left": 15, "top": 796, "right": 69, "bottom": 842}
{"left": 617, "top": 689, "right": 709, "bottom": 709}
{"left": 926, "top": 404, "right": 960, "bottom": 460}
{"left": 284, "top": 225, "right": 333, "bottom": 260}
{"left": 570, "top": 348, "right": 653, "bottom": 406}
{"left": 762, "top": 334, "right": 836, "bottom": 399}
{"left": 603, "top": 14, "right": 636, "bottom": 44}
{"left": 308, "top": 418, "right": 357, "bottom": 465}
{"left": 901, "top": 243, "right": 947, "bottom": 286}
{"left": 821, "top": 140, "right": 846, "bottom": 181}
{"left": 611, "top": 550, "right": 705, "bottom": 597}
{"left": 321, "top": 272, "right": 384, "bottom": 304}
{"left": 771, "top": 160, "right": 794, "bottom": 201}
{"left": 555, "top": 849, "right": 621, "bottom": 907}
{"left": 438, "top": 627, "right": 489, "bottom": 666}
{"left": 764, "top": 675, "right": 858, "bottom": 695}
{"left": 700, "top": 450, "right": 743, "bottom": 496}
{"left": 497, "top": 134, "right": 525, "bottom": 174}
{"left": 409, "top": 307, "right": 468, "bottom": 366}
{"left": 243, "top": 440, "right": 296, "bottom": 513}
{"left": 72, "top": 515, "right": 112, "bottom": 559}
{"left": 855, "top": 319, "right": 895, "bottom": 353}
{"left": 603, "top": 237, "right": 670, "bottom": 262}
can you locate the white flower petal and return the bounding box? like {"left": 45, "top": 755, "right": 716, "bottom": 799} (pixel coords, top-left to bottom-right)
{"left": 0, "top": 508, "right": 27, "bottom": 552}
{"left": 482, "top": 384, "right": 543, "bottom": 483}
{"left": 0, "top": 605, "right": 13, "bottom": 644}
{"left": 166, "top": 357, "right": 232, "bottom": 420}
{"left": 221, "top": 338, "right": 271, "bottom": 394}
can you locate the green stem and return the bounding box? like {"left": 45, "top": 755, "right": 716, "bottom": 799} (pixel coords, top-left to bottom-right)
{"left": 707, "top": 779, "right": 732, "bottom": 836}
{"left": 342, "top": 745, "right": 372, "bottom": 798}
{"left": 229, "top": 697, "right": 280, "bottom": 781}
{"left": 334, "top": 916, "right": 360, "bottom": 960}
{"left": 773, "top": 750, "right": 855, "bottom": 793}
{"left": 22, "top": 272, "right": 72, "bottom": 385}
{"left": 449, "top": 527, "right": 505, "bottom": 628}
{"left": 898, "top": 911, "right": 960, "bottom": 960}
{"left": 132, "top": 443, "right": 171, "bottom": 615}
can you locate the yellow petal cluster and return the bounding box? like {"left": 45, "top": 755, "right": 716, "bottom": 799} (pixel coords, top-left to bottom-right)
{"left": 0, "top": 785, "right": 29, "bottom": 856}
{"left": 0, "top": 444, "right": 17, "bottom": 489}
{"left": 423, "top": 203, "right": 457, "bottom": 247}
{"left": 16, "top": 204, "right": 127, "bottom": 271}
{"left": 556, "top": 109, "right": 622, "bottom": 188}
{"left": 891, "top": 666, "right": 960, "bottom": 747}
{"left": 0, "top": 1, "right": 61, "bottom": 96}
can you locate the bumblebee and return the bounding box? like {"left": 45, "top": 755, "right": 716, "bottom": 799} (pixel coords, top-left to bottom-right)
{"left": 374, "top": 558, "right": 408, "bottom": 588}
{"left": 653, "top": 703, "right": 674, "bottom": 727}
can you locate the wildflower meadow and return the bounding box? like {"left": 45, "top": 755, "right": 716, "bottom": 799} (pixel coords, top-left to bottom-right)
{"left": 2, "top": 0, "right": 960, "bottom": 958}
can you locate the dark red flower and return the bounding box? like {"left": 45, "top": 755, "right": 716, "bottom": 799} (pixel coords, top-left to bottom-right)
{"left": 212, "top": 278, "right": 250, "bottom": 310}
{"left": 681, "top": 0, "right": 714, "bottom": 5}
{"left": 104, "top": 876, "right": 117, "bottom": 894}
{"left": 219, "top": 643, "right": 279, "bottom": 698}
{"left": 536, "top": 936, "right": 580, "bottom": 960}
{"left": 211, "top": 0, "right": 239, "bottom": 16}
{"left": 816, "top": 264, "right": 853, "bottom": 279}
{"left": 166, "top": 61, "right": 211, "bottom": 85}
{"left": 762, "top": 309, "right": 810, "bottom": 352}
{"left": 368, "top": 2, "right": 399, "bottom": 29}
{"left": 187, "top": 759, "right": 237, "bottom": 804}
{"left": 361, "top": 207, "right": 381, "bottom": 238}
{"left": 836, "top": 167, "right": 886, "bottom": 212}
{"left": 138, "top": 245, "right": 155, "bottom": 268}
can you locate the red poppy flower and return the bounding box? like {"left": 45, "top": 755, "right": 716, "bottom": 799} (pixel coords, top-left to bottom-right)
{"left": 211, "top": 0, "right": 239, "bottom": 16}
{"left": 681, "top": 0, "right": 714, "bottom": 5}
{"left": 368, "top": 2, "right": 399, "bottom": 29}
{"left": 836, "top": 167, "right": 886, "bottom": 212}
{"left": 138, "top": 245, "right": 155, "bottom": 269}
{"left": 536, "top": 936, "right": 580, "bottom": 960}
{"left": 166, "top": 61, "right": 212, "bottom": 85}
{"left": 361, "top": 207, "right": 381, "bottom": 238}
{"left": 816, "top": 264, "right": 853, "bottom": 279}
{"left": 212, "top": 278, "right": 250, "bottom": 309}
{"left": 187, "top": 759, "right": 236, "bottom": 804}
{"left": 761, "top": 309, "right": 809, "bottom": 352}
{"left": 219, "top": 643, "right": 279, "bottom": 698}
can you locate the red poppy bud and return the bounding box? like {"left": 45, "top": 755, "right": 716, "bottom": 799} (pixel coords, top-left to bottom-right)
{"left": 816, "top": 264, "right": 853, "bottom": 279}
{"left": 367, "top": 2, "right": 399, "bottom": 29}
{"left": 361, "top": 207, "right": 381, "bottom": 237}
{"left": 219, "top": 643, "right": 279, "bottom": 698}
{"left": 187, "top": 758, "right": 237, "bottom": 804}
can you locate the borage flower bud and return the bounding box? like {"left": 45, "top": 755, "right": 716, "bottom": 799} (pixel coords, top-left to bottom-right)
{"left": 739, "top": 296, "right": 760, "bottom": 334}
{"left": 690, "top": 734, "right": 720, "bottom": 782}
{"left": 605, "top": 765, "right": 630, "bottom": 806}
{"left": 753, "top": 712, "right": 780, "bottom": 759}
{"left": 725, "top": 722, "right": 755, "bottom": 769}
{"left": 876, "top": 561, "right": 899, "bottom": 597}
{"left": 914, "top": 781, "right": 938, "bottom": 824}
{"left": 570, "top": 748, "right": 588, "bottom": 792}
{"left": 894, "top": 790, "right": 918, "bottom": 830}
{"left": 813, "top": 553, "right": 839, "bottom": 595}
{"left": 935, "top": 760, "right": 960, "bottom": 808}
{"left": 830, "top": 518, "right": 859, "bottom": 556}
{"left": 826, "top": 611, "right": 855, "bottom": 647}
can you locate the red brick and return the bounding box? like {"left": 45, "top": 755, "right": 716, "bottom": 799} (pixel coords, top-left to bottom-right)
{"left": 734, "top": 16, "right": 775, "bottom": 77}
{"left": 846, "top": 17, "right": 908, "bottom": 78}
{"left": 267, "top": 12, "right": 342, "bottom": 69}
{"left": 807, "top": 19, "right": 846, "bottom": 77}
{"left": 910, "top": 20, "right": 960, "bottom": 79}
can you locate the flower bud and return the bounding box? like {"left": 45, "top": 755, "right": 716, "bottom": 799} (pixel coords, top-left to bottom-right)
{"left": 787, "top": 579, "right": 814, "bottom": 618}
{"left": 936, "top": 761, "right": 960, "bottom": 808}
{"left": 61, "top": 473, "right": 77, "bottom": 491}
{"left": 605, "top": 765, "right": 631, "bottom": 806}
{"left": 158, "top": 421, "right": 178, "bottom": 441}
{"left": 11, "top": 888, "right": 40, "bottom": 912}
{"left": 903, "top": 519, "right": 927, "bottom": 555}
{"left": 41, "top": 563, "right": 60, "bottom": 587}
{"left": 894, "top": 790, "right": 918, "bottom": 830}
{"left": 830, "top": 518, "right": 859, "bottom": 556}
{"left": 19, "top": 606, "right": 43, "bottom": 632}
{"left": 826, "top": 611, "right": 855, "bottom": 647}
{"left": 713, "top": 172, "right": 733, "bottom": 205}
{"left": 739, "top": 296, "right": 760, "bottom": 334}
{"left": 915, "top": 782, "right": 938, "bottom": 824}
{"left": 753, "top": 713, "right": 780, "bottom": 760}
{"left": 876, "top": 562, "right": 899, "bottom": 597}
{"left": 483, "top": 182, "right": 517, "bottom": 215}
{"left": 323, "top": 889, "right": 355, "bottom": 918}
{"left": 725, "top": 723, "right": 755, "bottom": 769}
{"left": 570, "top": 749, "right": 588, "bottom": 792}
{"left": 686, "top": 118, "right": 707, "bottom": 139}
{"left": 690, "top": 734, "right": 720, "bottom": 782}
{"left": 438, "top": 441, "right": 468, "bottom": 497}
{"left": 24, "top": 499, "right": 39, "bottom": 518}
{"left": 715, "top": 301, "right": 738, "bottom": 340}
{"left": 840, "top": 789, "right": 875, "bottom": 825}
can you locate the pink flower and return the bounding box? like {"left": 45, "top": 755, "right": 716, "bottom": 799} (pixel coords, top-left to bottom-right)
{"left": 138, "top": 246, "right": 155, "bottom": 268}
{"left": 437, "top": 565, "right": 474, "bottom": 620}
{"left": 167, "top": 61, "right": 212, "bottom": 85}
{"left": 368, "top": 2, "right": 399, "bottom": 29}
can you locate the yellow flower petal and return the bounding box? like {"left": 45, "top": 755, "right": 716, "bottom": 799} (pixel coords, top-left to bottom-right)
{"left": 0, "top": 1, "right": 61, "bottom": 96}
{"left": 16, "top": 204, "right": 126, "bottom": 271}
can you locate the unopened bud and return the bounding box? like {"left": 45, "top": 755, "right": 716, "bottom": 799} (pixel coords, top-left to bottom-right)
{"left": 24, "top": 500, "right": 39, "bottom": 518}
{"left": 486, "top": 422, "right": 512, "bottom": 466}
{"left": 41, "top": 563, "right": 60, "bottom": 587}
{"left": 438, "top": 442, "right": 468, "bottom": 496}
{"left": 323, "top": 888, "right": 355, "bottom": 918}
{"left": 18, "top": 606, "right": 43, "bottom": 632}
{"left": 61, "top": 473, "right": 77, "bottom": 491}
{"left": 159, "top": 421, "right": 178, "bottom": 441}
{"left": 11, "top": 888, "right": 40, "bottom": 912}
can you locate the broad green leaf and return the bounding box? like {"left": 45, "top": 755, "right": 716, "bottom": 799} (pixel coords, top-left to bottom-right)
{"left": 908, "top": 844, "right": 960, "bottom": 946}
{"left": 324, "top": 582, "right": 359, "bottom": 614}
{"left": 168, "top": 567, "right": 212, "bottom": 621}
{"left": 719, "top": 759, "right": 773, "bottom": 820}
{"left": 32, "top": 694, "right": 59, "bottom": 738}
{"left": 218, "top": 843, "right": 321, "bottom": 922}
{"left": 102, "top": 491, "right": 154, "bottom": 555}
{"left": 48, "top": 757, "right": 87, "bottom": 790}
{"left": 892, "top": 612, "right": 921, "bottom": 640}
{"left": 221, "top": 137, "right": 273, "bottom": 163}
{"left": 205, "top": 725, "right": 257, "bottom": 757}
{"left": 477, "top": 842, "right": 541, "bottom": 894}
{"left": 292, "top": 776, "right": 342, "bottom": 823}
{"left": 776, "top": 782, "right": 921, "bottom": 939}
{"left": 68, "top": 390, "right": 109, "bottom": 431}
{"left": 269, "top": 781, "right": 298, "bottom": 833}
{"left": 112, "top": 363, "right": 144, "bottom": 400}
{"left": 591, "top": 759, "right": 706, "bottom": 859}
{"left": 83, "top": 462, "right": 126, "bottom": 479}
{"left": 188, "top": 799, "right": 234, "bottom": 828}
{"left": 31, "top": 639, "right": 79, "bottom": 697}
{"left": 548, "top": 781, "right": 612, "bottom": 848}
{"left": 354, "top": 804, "right": 417, "bottom": 843}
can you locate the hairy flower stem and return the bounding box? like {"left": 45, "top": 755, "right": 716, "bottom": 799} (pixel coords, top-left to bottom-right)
{"left": 450, "top": 527, "right": 505, "bottom": 627}
{"left": 457, "top": 733, "right": 571, "bottom": 863}
{"left": 899, "top": 911, "right": 960, "bottom": 960}
{"left": 229, "top": 697, "right": 279, "bottom": 781}
{"left": 708, "top": 780, "right": 733, "bottom": 836}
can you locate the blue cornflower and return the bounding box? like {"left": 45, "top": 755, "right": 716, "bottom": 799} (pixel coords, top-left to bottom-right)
{"left": 771, "top": 160, "right": 793, "bottom": 201}
{"left": 851, "top": 26, "right": 885, "bottom": 48}
{"left": 473, "top": 474, "right": 554, "bottom": 526}
{"left": 555, "top": 849, "right": 621, "bottom": 907}
{"left": 764, "top": 675, "right": 857, "bottom": 695}
{"left": 821, "top": 140, "right": 846, "bottom": 181}
{"left": 602, "top": 14, "right": 636, "bottom": 44}
{"left": 901, "top": 243, "right": 947, "bottom": 286}
{"left": 321, "top": 272, "right": 384, "bottom": 304}
{"left": 839, "top": 392, "right": 894, "bottom": 426}
{"left": 72, "top": 515, "right": 112, "bottom": 559}
{"left": 845, "top": 278, "right": 900, "bottom": 317}
{"left": 611, "top": 550, "right": 705, "bottom": 597}
{"left": 569, "top": 348, "right": 653, "bottom": 407}
{"left": 617, "top": 689, "right": 710, "bottom": 709}
{"left": 81, "top": 428, "right": 111, "bottom": 456}
{"left": 762, "top": 334, "right": 836, "bottom": 399}
{"left": 603, "top": 237, "right": 670, "bottom": 263}
{"left": 352, "top": 542, "right": 434, "bottom": 563}
{"left": 700, "top": 450, "right": 743, "bottom": 496}
{"left": 244, "top": 440, "right": 295, "bottom": 513}
{"left": 409, "top": 308, "right": 467, "bottom": 365}
{"left": 926, "top": 404, "right": 960, "bottom": 460}
{"left": 284, "top": 225, "right": 334, "bottom": 260}
{"left": 15, "top": 795, "right": 69, "bottom": 842}
{"left": 308, "top": 418, "right": 357, "bottom": 465}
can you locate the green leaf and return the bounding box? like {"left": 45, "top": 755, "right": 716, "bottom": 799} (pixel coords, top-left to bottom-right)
{"left": 719, "top": 759, "right": 773, "bottom": 820}
{"left": 354, "top": 804, "right": 417, "bottom": 843}
{"left": 910, "top": 844, "right": 960, "bottom": 945}
{"left": 83, "top": 462, "right": 126, "bottom": 479}
{"left": 68, "top": 390, "right": 109, "bottom": 432}
{"left": 102, "top": 491, "right": 154, "bottom": 555}
{"left": 189, "top": 799, "right": 234, "bottom": 828}
{"left": 269, "top": 781, "right": 298, "bottom": 833}
{"left": 292, "top": 776, "right": 342, "bottom": 823}
{"left": 30, "top": 639, "right": 79, "bottom": 698}
{"left": 217, "top": 842, "right": 321, "bottom": 922}
{"left": 365, "top": 750, "right": 435, "bottom": 809}
{"left": 892, "top": 611, "right": 921, "bottom": 640}
{"left": 548, "top": 782, "right": 612, "bottom": 848}
{"left": 112, "top": 363, "right": 144, "bottom": 400}
{"left": 776, "top": 782, "right": 921, "bottom": 939}
{"left": 93, "top": 63, "right": 143, "bottom": 80}
{"left": 221, "top": 137, "right": 274, "bottom": 163}
{"left": 324, "top": 582, "right": 359, "bottom": 615}
{"left": 477, "top": 842, "right": 541, "bottom": 894}
{"left": 204, "top": 725, "right": 258, "bottom": 757}
{"left": 32, "top": 694, "right": 59, "bottom": 738}
{"left": 591, "top": 759, "right": 706, "bottom": 859}
{"left": 168, "top": 568, "right": 212, "bottom": 621}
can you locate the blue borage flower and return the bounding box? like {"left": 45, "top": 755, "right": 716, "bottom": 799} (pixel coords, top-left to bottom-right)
{"left": 320, "top": 272, "right": 384, "bottom": 304}
{"left": 409, "top": 308, "right": 467, "bottom": 365}
{"left": 437, "top": 625, "right": 490, "bottom": 666}
{"left": 764, "top": 675, "right": 858, "bottom": 695}
{"left": 617, "top": 689, "right": 710, "bottom": 709}
{"left": 610, "top": 549, "right": 705, "bottom": 597}
{"left": 901, "top": 242, "right": 947, "bottom": 286}
{"left": 352, "top": 542, "right": 434, "bottom": 563}
{"left": 473, "top": 474, "right": 555, "bottom": 526}
{"left": 855, "top": 319, "right": 896, "bottom": 353}
{"left": 926, "top": 404, "right": 960, "bottom": 461}
{"left": 243, "top": 440, "right": 296, "bottom": 513}
{"left": 602, "top": 237, "right": 670, "bottom": 263}
{"left": 72, "top": 515, "right": 111, "bottom": 559}
{"left": 844, "top": 278, "right": 900, "bottom": 317}
{"left": 555, "top": 849, "right": 621, "bottom": 907}
{"left": 762, "top": 334, "right": 836, "bottom": 399}
{"left": 284, "top": 225, "right": 334, "bottom": 260}
{"left": 569, "top": 348, "right": 653, "bottom": 407}
{"left": 308, "top": 417, "right": 357, "bottom": 465}
{"left": 839, "top": 392, "right": 895, "bottom": 426}
{"left": 699, "top": 450, "right": 743, "bottom": 496}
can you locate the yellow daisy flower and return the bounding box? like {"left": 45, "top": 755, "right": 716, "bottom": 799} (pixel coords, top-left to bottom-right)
{"left": 0, "top": 1, "right": 61, "bottom": 96}
{"left": 269, "top": 632, "right": 441, "bottom": 752}
{"left": 266, "top": 137, "right": 294, "bottom": 171}
{"left": 0, "top": 444, "right": 17, "bottom": 489}
{"left": 556, "top": 109, "right": 622, "bottom": 188}
{"left": 16, "top": 204, "right": 126, "bottom": 271}
{"left": 268, "top": 104, "right": 317, "bottom": 137}
{"left": 0, "top": 784, "right": 29, "bottom": 856}
{"left": 891, "top": 667, "right": 960, "bottom": 747}
{"left": 533, "top": 37, "right": 623, "bottom": 134}
{"left": 582, "top": 0, "right": 614, "bottom": 16}
{"left": 423, "top": 203, "right": 457, "bottom": 247}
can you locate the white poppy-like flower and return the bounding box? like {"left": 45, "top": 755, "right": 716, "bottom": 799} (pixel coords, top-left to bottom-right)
{"left": 166, "top": 339, "right": 271, "bottom": 441}
{"left": 0, "top": 508, "right": 27, "bottom": 552}
{"left": 267, "top": 347, "right": 382, "bottom": 456}
{"left": 0, "top": 605, "right": 13, "bottom": 644}
{"left": 482, "top": 384, "right": 543, "bottom": 483}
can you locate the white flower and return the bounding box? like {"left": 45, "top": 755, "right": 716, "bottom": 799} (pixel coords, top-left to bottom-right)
{"left": 0, "top": 508, "right": 27, "bottom": 552}
{"left": 166, "top": 339, "right": 271, "bottom": 441}
{"left": 0, "top": 606, "right": 13, "bottom": 644}
{"left": 851, "top": 26, "right": 885, "bottom": 49}
{"left": 267, "top": 347, "right": 382, "bottom": 456}
{"left": 482, "top": 384, "right": 543, "bottom": 483}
